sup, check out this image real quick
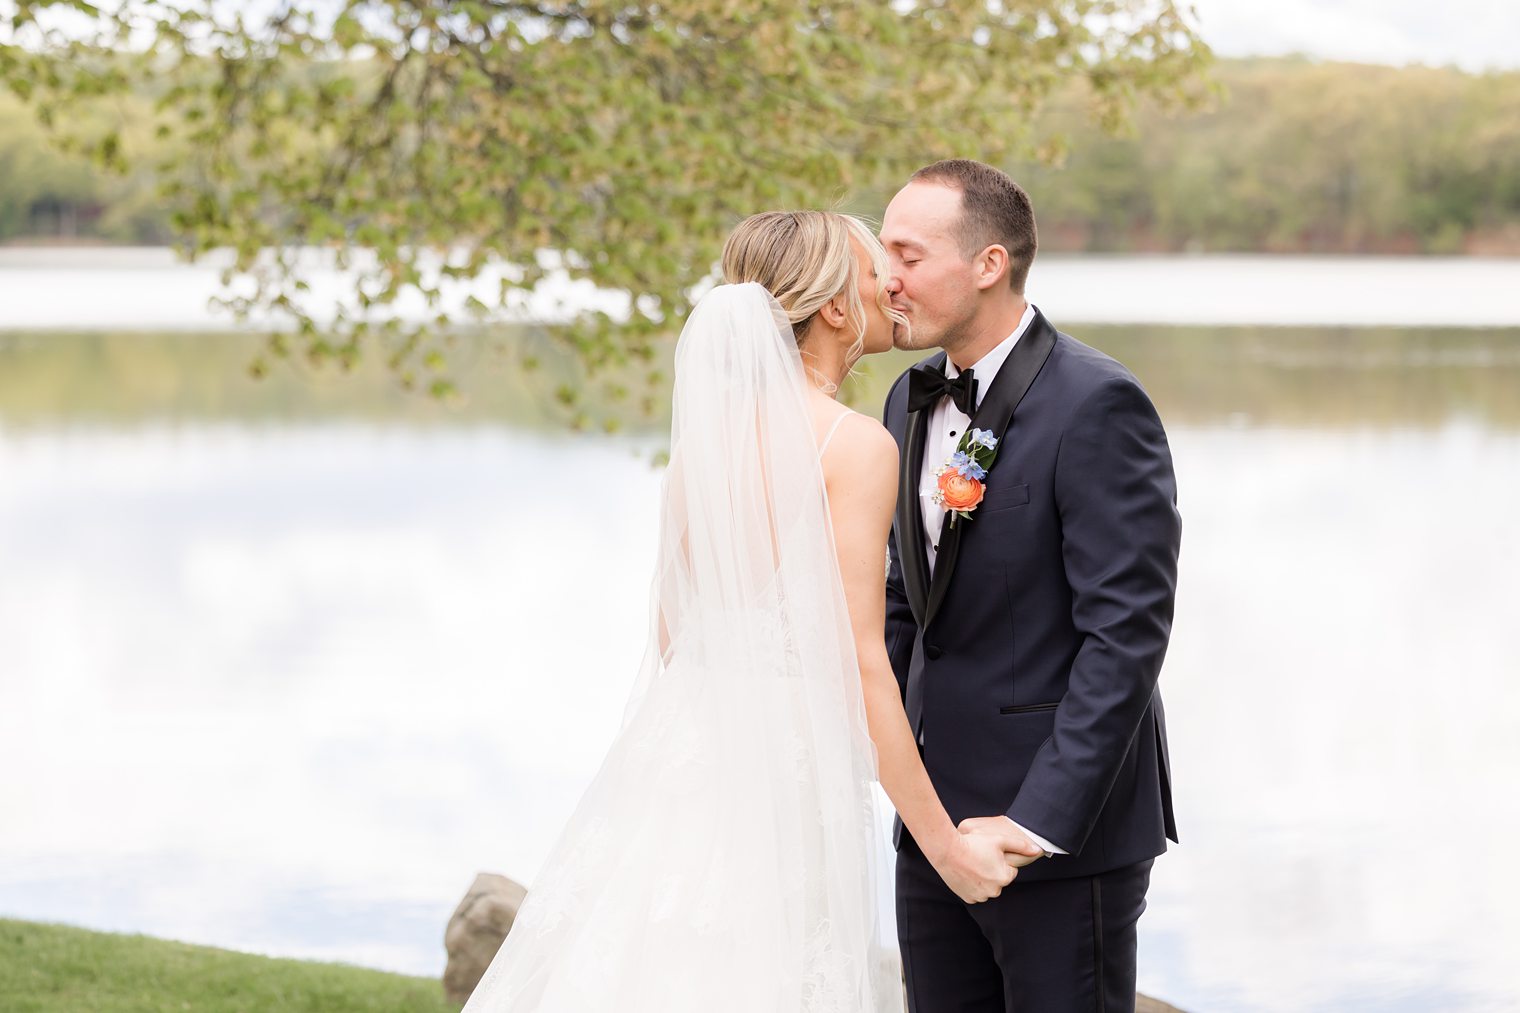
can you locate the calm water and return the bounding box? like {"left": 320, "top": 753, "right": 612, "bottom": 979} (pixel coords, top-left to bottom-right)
{"left": 2, "top": 256, "right": 1519, "bottom": 1011}
{"left": 3, "top": 247, "right": 1520, "bottom": 329}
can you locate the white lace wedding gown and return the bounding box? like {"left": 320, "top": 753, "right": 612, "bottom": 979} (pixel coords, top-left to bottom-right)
{"left": 462, "top": 284, "right": 903, "bottom": 1012}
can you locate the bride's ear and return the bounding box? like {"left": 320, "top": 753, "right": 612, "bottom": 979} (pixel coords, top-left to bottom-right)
{"left": 817, "top": 293, "right": 848, "bottom": 331}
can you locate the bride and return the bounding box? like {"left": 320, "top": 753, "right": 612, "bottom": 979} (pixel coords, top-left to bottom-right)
{"left": 463, "top": 211, "right": 1038, "bottom": 1011}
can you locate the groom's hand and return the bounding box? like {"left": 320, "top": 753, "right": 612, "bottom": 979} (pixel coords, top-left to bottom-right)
{"left": 958, "top": 815, "right": 1045, "bottom": 869}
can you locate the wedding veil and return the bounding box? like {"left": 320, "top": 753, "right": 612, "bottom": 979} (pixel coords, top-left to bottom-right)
{"left": 634, "top": 281, "right": 874, "bottom": 749}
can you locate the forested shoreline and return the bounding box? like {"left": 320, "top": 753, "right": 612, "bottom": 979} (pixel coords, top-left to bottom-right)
{"left": 4, "top": 57, "right": 1518, "bottom": 254}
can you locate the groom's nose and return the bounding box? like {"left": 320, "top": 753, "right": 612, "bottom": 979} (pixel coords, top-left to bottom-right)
{"left": 885, "top": 274, "right": 903, "bottom": 296}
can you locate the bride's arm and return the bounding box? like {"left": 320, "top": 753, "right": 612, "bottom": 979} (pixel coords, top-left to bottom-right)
{"left": 822, "top": 416, "right": 1039, "bottom": 903}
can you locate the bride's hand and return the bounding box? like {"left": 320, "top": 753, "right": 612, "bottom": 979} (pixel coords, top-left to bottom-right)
{"left": 926, "top": 832, "right": 1021, "bottom": 904}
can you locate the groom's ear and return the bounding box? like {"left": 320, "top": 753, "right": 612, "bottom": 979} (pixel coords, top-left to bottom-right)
{"left": 973, "top": 244, "right": 1011, "bottom": 291}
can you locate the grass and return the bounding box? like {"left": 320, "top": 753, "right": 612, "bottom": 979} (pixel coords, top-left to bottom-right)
{"left": 0, "top": 918, "right": 460, "bottom": 1013}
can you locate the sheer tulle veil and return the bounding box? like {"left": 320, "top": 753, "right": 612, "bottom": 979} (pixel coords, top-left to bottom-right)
{"left": 462, "top": 283, "right": 902, "bottom": 1011}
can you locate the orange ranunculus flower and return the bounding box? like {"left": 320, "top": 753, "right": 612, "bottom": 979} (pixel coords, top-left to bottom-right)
{"left": 937, "top": 469, "right": 985, "bottom": 512}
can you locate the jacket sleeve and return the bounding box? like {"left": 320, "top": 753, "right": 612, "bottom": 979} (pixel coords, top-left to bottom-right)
{"left": 1006, "top": 376, "right": 1181, "bottom": 853}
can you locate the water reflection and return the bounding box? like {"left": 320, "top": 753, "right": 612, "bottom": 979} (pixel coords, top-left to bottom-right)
{"left": 2, "top": 325, "right": 1518, "bottom": 431}
{"left": 2, "top": 327, "right": 1518, "bottom": 1010}
{"left": 0, "top": 428, "right": 660, "bottom": 976}
{"left": 1147, "top": 423, "right": 1520, "bottom": 1011}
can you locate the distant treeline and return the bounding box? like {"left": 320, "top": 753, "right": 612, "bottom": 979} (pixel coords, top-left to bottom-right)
{"left": 3, "top": 58, "right": 1518, "bottom": 254}
{"left": 1010, "top": 59, "right": 1520, "bottom": 254}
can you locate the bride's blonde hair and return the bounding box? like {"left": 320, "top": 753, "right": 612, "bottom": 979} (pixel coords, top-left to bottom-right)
{"left": 720, "top": 210, "right": 906, "bottom": 365}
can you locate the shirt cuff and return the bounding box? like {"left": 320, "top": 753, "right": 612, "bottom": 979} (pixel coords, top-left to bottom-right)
{"left": 1008, "top": 820, "right": 1068, "bottom": 857}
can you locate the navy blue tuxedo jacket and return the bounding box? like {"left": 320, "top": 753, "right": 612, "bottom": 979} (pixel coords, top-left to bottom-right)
{"left": 883, "top": 308, "right": 1181, "bottom": 883}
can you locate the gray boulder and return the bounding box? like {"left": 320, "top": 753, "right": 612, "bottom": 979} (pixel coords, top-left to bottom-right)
{"left": 442, "top": 872, "right": 528, "bottom": 1005}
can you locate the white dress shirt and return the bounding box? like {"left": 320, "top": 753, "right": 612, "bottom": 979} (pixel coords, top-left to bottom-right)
{"left": 918, "top": 302, "right": 1037, "bottom": 566}
{"left": 914, "top": 302, "right": 1067, "bottom": 857}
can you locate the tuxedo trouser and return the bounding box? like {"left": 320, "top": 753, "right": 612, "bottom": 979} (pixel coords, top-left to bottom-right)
{"left": 896, "top": 834, "right": 1153, "bottom": 1013}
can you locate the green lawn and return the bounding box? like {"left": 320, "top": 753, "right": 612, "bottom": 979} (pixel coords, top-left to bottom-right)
{"left": 0, "top": 918, "right": 460, "bottom": 1012}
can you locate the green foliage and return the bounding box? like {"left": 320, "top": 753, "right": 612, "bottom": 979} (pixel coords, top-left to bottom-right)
{"left": 0, "top": 1, "right": 1208, "bottom": 428}
{"left": 1015, "top": 58, "right": 1520, "bottom": 253}
{"left": 0, "top": 917, "right": 459, "bottom": 1012}
{"left": 0, "top": 92, "right": 170, "bottom": 241}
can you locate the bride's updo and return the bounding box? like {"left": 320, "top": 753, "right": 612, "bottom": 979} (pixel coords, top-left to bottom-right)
{"left": 721, "top": 210, "right": 901, "bottom": 361}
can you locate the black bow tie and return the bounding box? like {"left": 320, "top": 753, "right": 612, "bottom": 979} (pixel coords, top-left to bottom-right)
{"left": 907, "top": 366, "right": 978, "bottom": 416}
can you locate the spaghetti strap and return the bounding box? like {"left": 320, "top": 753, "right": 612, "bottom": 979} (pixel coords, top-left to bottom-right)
{"left": 817, "top": 408, "right": 857, "bottom": 457}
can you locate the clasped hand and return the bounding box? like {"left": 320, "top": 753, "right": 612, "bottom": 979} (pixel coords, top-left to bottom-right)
{"left": 929, "top": 816, "right": 1044, "bottom": 905}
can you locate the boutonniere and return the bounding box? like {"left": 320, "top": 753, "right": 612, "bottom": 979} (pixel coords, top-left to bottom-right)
{"left": 932, "top": 428, "right": 1000, "bottom": 526}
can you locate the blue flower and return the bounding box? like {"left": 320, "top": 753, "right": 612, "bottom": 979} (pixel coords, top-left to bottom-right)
{"left": 950, "top": 451, "right": 987, "bottom": 480}
{"left": 968, "top": 428, "right": 998, "bottom": 451}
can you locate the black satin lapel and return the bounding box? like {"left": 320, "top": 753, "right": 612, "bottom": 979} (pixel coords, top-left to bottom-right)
{"left": 922, "top": 313, "right": 1057, "bottom": 628}
{"left": 896, "top": 409, "right": 930, "bottom": 625}
{"left": 894, "top": 358, "right": 943, "bottom": 627}
{"left": 924, "top": 510, "right": 961, "bottom": 626}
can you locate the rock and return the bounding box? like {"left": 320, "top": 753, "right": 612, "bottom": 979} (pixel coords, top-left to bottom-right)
{"left": 1138, "top": 994, "right": 1186, "bottom": 1013}
{"left": 442, "top": 872, "right": 528, "bottom": 1005}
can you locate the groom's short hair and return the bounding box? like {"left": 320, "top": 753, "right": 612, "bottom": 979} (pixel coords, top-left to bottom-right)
{"left": 911, "top": 159, "right": 1038, "bottom": 294}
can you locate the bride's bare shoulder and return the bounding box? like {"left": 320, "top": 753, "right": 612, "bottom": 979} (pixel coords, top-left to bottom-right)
{"left": 823, "top": 411, "right": 899, "bottom": 497}
{"left": 831, "top": 410, "right": 895, "bottom": 451}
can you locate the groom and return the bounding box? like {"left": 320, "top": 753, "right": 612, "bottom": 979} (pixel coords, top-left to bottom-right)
{"left": 879, "top": 159, "right": 1181, "bottom": 1012}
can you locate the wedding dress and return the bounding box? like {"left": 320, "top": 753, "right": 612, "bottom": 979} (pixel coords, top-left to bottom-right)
{"left": 462, "top": 283, "right": 904, "bottom": 1012}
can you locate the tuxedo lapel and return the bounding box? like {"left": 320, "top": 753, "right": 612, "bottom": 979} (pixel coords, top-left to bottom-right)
{"left": 894, "top": 355, "right": 944, "bottom": 627}
{"left": 923, "top": 310, "right": 1058, "bottom": 627}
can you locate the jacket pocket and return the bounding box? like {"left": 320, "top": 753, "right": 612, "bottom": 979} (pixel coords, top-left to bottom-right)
{"left": 979, "top": 482, "right": 1030, "bottom": 514}
{"left": 999, "top": 701, "right": 1059, "bottom": 715}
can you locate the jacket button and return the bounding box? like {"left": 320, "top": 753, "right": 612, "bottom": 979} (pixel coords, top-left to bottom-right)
{"left": 925, "top": 645, "right": 943, "bottom": 660}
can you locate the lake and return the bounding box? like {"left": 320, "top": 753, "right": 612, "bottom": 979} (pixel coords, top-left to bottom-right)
{"left": 1, "top": 251, "right": 1518, "bottom": 1011}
